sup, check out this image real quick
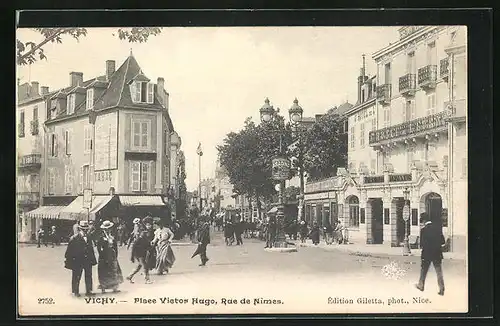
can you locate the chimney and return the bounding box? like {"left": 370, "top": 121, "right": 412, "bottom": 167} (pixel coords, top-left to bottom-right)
{"left": 41, "top": 86, "right": 49, "bottom": 95}
{"left": 31, "top": 81, "right": 39, "bottom": 96}
{"left": 69, "top": 72, "right": 83, "bottom": 87}
{"left": 357, "top": 54, "right": 367, "bottom": 104}
{"left": 157, "top": 77, "right": 166, "bottom": 107}
{"left": 106, "top": 60, "right": 116, "bottom": 81}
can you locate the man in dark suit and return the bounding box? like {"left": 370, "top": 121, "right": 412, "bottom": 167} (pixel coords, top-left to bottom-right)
{"left": 197, "top": 220, "right": 211, "bottom": 266}
{"left": 415, "top": 212, "right": 445, "bottom": 296}
{"left": 64, "top": 220, "right": 97, "bottom": 297}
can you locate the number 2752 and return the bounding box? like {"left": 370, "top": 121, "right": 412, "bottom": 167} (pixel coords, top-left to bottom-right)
{"left": 38, "top": 298, "right": 55, "bottom": 304}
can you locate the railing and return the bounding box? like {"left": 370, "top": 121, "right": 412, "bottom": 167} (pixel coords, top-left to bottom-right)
{"left": 389, "top": 173, "right": 412, "bottom": 182}
{"left": 364, "top": 175, "right": 384, "bottom": 184}
{"left": 440, "top": 57, "right": 449, "bottom": 80}
{"left": 399, "top": 73, "right": 416, "bottom": 95}
{"left": 17, "top": 192, "right": 40, "bottom": 205}
{"left": 418, "top": 65, "right": 437, "bottom": 88}
{"left": 18, "top": 123, "right": 25, "bottom": 138}
{"left": 376, "top": 84, "right": 391, "bottom": 104}
{"left": 30, "top": 120, "right": 39, "bottom": 135}
{"left": 19, "top": 154, "right": 42, "bottom": 169}
{"left": 369, "top": 111, "right": 448, "bottom": 145}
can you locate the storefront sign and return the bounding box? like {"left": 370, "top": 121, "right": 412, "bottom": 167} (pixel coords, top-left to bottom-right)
{"left": 272, "top": 156, "right": 291, "bottom": 181}
{"left": 305, "top": 192, "right": 329, "bottom": 201}
{"left": 94, "top": 170, "right": 118, "bottom": 194}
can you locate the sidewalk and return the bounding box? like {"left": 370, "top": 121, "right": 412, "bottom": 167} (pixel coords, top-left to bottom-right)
{"left": 291, "top": 239, "right": 466, "bottom": 261}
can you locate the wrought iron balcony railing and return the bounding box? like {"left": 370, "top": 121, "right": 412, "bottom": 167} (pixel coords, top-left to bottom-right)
{"left": 399, "top": 73, "right": 417, "bottom": 96}
{"left": 369, "top": 111, "right": 448, "bottom": 146}
{"left": 17, "top": 192, "right": 40, "bottom": 206}
{"left": 376, "top": 84, "right": 391, "bottom": 105}
{"left": 18, "top": 154, "right": 42, "bottom": 169}
{"left": 440, "top": 57, "right": 449, "bottom": 81}
{"left": 418, "top": 65, "right": 437, "bottom": 89}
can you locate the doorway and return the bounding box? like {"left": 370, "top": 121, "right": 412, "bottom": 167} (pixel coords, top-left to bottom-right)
{"left": 394, "top": 198, "right": 406, "bottom": 245}
{"left": 370, "top": 198, "right": 384, "bottom": 244}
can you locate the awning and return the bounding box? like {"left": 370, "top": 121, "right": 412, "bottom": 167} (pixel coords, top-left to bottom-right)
{"left": 60, "top": 195, "right": 114, "bottom": 221}
{"left": 119, "top": 195, "right": 165, "bottom": 207}
{"left": 25, "top": 206, "right": 67, "bottom": 220}
{"left": 267, "top": 206, "right": 278, "bottom": 214}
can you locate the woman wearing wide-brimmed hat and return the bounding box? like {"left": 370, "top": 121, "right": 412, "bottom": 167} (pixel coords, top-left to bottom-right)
{"left": 127, "top": 216, "right": 155, "bottom": 284}
{"left": 96, "top": 220, "right": 124, "bottom": 293}
{"left": 127, "top": 217, "right": 143, "bottom": 250}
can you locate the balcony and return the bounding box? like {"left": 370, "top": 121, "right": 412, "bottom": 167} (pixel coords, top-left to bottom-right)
{"left": 376, "top": 84, "right": 391, "bottom": 105}
{"left": 444, "top": 99, "right": 466, "bottom": 123}
{"left": 30, "top": 120, "right": 39, "bottom": 135}
{"left": 399, "top": 73, "right": 417, "bottom": 97}
{"left": 17, "top": 192, "right": 40, "bottom": 206}
{"left": 418, "top": 65, "right": 437, "bottom": 89}
{"left": 18, "top": 154, "right": 42, "bottom": 170}
{"left": 18, "top": 123, "right": 25, "bottom": 138}
{"left": 369, "top": 111, "right": 448, "bottom": 146}
{"left": 440, "top": 57, "right": 449, "bottom": 81}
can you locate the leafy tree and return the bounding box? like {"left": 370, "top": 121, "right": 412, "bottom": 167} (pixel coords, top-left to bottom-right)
{"left": 17, "top": 27, "right": 162, "bottom": 65}
{"left": 301, "top": 110, "right": 347, "bottom": 181}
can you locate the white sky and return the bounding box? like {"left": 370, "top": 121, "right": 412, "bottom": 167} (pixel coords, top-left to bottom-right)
{"left": 17, "top": 27, "right": 400, "bottom": 191}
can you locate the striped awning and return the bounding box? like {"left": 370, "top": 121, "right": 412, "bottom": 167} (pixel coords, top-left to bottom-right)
{"left": 25, "top": 206, "right": 67, "bottom": 220}
{"left": 119, "top": 195, "right": 165, "bottom": 207}
{"left": 60, "top": 195, "right": 114, "bottom": 221}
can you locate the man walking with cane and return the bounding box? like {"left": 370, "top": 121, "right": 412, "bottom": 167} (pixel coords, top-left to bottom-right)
{"left": 196, "top": 220, "right": 211, "bottom": 266}
{"left": 415, "top": 212, "right": 446, "bottom": 296}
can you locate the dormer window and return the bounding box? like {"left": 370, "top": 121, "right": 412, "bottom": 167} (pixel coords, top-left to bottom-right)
{"left": 130, "top": 81, "right": 154, "bottom": 104}
{"left": 86, "top": 88, "right": 94, "bottom": 110}
{"left": 67, "top": 93, "right": 76, "bottom": 115}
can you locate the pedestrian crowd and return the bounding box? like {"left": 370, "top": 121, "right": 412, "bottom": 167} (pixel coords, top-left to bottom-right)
{"left": 63, "top": 216, "right": 211, "bottom": 297}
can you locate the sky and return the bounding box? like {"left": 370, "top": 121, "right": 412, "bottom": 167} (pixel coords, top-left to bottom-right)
{"left": 17, "top": 27, "right": 400, "bottom": 191}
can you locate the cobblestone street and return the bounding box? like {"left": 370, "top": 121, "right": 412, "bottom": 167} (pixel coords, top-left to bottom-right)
{"left": 18, "top": 229, "right": 467, "bottom": 315}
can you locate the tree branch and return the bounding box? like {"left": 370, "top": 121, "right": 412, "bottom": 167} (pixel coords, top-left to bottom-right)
{"left": 17, "top": 28, "right": 64, "bottom": 64}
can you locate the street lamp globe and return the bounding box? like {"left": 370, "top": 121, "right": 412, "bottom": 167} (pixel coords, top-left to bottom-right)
{"left": 260, "top": 97, "right": 275, "bottom": 123}
{"left": 289, "top": 98, "right": 303, "bottom": 125}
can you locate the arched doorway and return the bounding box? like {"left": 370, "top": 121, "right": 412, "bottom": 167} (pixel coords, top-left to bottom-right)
{"left": 422, "top": 192, "right": 443, "bottom": 227}
{"left": 346, "top": 196, "right": 359, "bottom": 228}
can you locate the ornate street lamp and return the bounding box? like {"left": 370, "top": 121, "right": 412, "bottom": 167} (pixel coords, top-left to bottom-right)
{"left": 402, "top": 187, "right": 411, "bottom": 256}
{"left": 288, "top": 98, "right": 305, "bottom": 223}
{"left": 260, "top": 98, "right": 296, "bottom": 252}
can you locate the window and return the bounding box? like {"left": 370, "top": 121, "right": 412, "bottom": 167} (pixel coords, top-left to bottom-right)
{"left": 350, "top": 126, "right": 355, "bottom": 149}
{"left": 84, "top": 125, "right": 92, "bottom": 153}
{"left": 370, "top": 159, "right": 376, "bottom": 174}
{"left": 80, "top": 165, "right": 90, "bottom": 191}
{"left": 411, "top": 208, "right": 418, "bottom": 226}
{"left": 407, "top": 52, "right": 415, "bottom": 74}
{"left": 130, "top": 161, "right": 151, "bottom": 192}
{"left": 359, "top": 123, "right": 365, "bottom": 148}
{"left": 48, "top": 168, "right": 55, "bottom": 195}
{"left": 405, "top": 100, "right": 416, "bottom": 121}
{"left": 384, "top": 208, "right": 390, "bottom": 225}
{"left": 132, "top": 119, "right": 150, "bottom": 150}
{"left": 384, "top": 63, "right": 391, "bottom": 84}
{"left": 130, "top": 81, "right": 154, "bottom": 104}
{"left": 427, "top": 41, "right": 436, "bottom": 65}
{"left": 33, "top": 106, "right": 38, "bottom": 121}
{"left": 50, "top": 133, "right": 58, "bottom": 157}
{"left": 426, "top": 93, "right": 436, "bottom": 116}
{"left": 348, "top": 196, "right": 359, "bottom": 228}
{"left": 86, "top": 88, "right": 94, "bottom": 110}
{"left": 383, "top": 106, "right": 391, "bottom": 127}
{"left": 19, "top": 110, "right": 25, "bottom": 137}
{"left": 163, "top": 130, "right": 168, "bottom": 156}
{"left": 64, "top": 165, "right": 73, "bottom": 194}
{"left": 66, "top": 93, "right": 76, "bottom": 115}
{"left": 65, "top": 129, "right": 72, "bottom": 155}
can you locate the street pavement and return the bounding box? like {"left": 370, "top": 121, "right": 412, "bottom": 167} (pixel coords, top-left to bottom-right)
{"left": 18, "top": 228, "right": 468, "bottom": 316}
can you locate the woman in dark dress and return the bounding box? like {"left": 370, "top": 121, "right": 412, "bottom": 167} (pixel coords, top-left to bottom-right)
{"left": 96, "top": 220, "right": 123, "bottom": 293}
{"left": 310, "top": 222, "right": 320, "bottom": 245}
{"left": 127, "top": 216, "right": 155, "bottom": 284}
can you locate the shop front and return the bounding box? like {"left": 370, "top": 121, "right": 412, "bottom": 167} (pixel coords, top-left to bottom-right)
{"left": 304, "top": 191, "right": 338, "bottom": 228}
{"left": 117, "top": 195, "right": 171, "bottom": 228}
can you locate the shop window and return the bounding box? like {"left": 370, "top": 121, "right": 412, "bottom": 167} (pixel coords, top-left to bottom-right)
{"left": 348, "top": 196, "right": 359, "bottom": 228}
{"left": 411, "top": 208, "right": 418, "bottom": 226}
{"left": 384, "top": 208, "right": 390, "bottom": 224}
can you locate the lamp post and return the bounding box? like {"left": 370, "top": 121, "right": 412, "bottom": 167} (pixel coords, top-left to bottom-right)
{"left": 259, "top": 98, "right": 297, "bottom": 252}
{"left": 288, "top": 98, "right": 305, "bottom": 222}
{"left": 402, "top": 187, "right": 411, "bottom": 256}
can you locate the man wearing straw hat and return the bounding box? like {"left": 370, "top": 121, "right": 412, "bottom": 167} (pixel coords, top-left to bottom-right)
{"left": 64, "top": 220, "right": 97, "bottom": 297}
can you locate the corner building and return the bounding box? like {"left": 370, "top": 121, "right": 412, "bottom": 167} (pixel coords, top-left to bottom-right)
{"left": 305, "top": 26, "right": 467, "bottom": 253}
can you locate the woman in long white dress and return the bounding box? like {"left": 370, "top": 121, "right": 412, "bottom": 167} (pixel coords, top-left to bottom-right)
{"left": 152, "top": 220, "right": 176, "bottom": 275}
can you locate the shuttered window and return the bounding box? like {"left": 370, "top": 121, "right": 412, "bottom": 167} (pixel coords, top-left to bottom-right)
{"left": 130, "top": 161, "right": 151, "bottom": 192}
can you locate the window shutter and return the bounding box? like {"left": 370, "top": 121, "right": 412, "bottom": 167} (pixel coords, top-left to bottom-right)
{"left": 131, "top": 162, "right": 140, "bottom": 191}
{"left": 54, "top": 133, "right": 58, "bottom": 157}
{"left": 133, "top": 121, "right": 141, "bottom": 147}
{"left": 130, "top": 82, "right": 137, "bottom": 102}
{"left": 68, "top": 129, "right": 72, "bottom": 155}
{"left": 79, "top": 166, "right": 84, "bottom": 193}
{"left": 141, "top": 122, "right": 148, "bottom": 147}
{"left": 141, "top": 162, "right": 149, "bottom": 192}
{"left": 136, "top": 82, "right": 142, "bottom": 103}
{"left": 147, "top": 83, "right": 154, "bottom": 103}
